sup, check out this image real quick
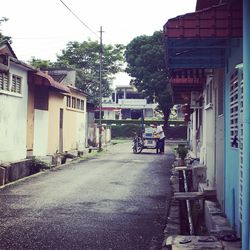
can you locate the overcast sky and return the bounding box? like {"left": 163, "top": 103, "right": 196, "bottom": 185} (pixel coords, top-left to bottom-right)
{"left": 1, "top": 0, "right": 197, "bottom": 86}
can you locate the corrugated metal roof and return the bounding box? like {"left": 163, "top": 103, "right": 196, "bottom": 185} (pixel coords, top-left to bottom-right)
{"left": 30, "top": 71, "right": 70, "bottom": 93}
{"left": 48, "top": 72, "right": 67, "bottom": 83}
{"left": 164, "top": 0, "right": 242, "bottom": 38}
{"left": 164, "top": 0, "right": 242, "bottom": 69}
{"left": 67, "top": 85, "right": 89, "bottom": 96}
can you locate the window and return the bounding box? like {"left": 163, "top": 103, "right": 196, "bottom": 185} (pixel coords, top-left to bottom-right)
{"left": 229, "top": 70, "right": 239, "bottom": 148}
{"left": 72, "top": 97, "right": 76, "bottom": 109}
{"left": 66, "top": 96, "right": 71, "bottom": 107}
{"left": 11, "top": 75, "right": 22, "bottom": 94}
{"left": 0, "top": 72, "right": 10, "bottom": 91}
{"left": 239, "top": 68, "right": 243, "bottom": 222}
{"left": 80, "top": 100, "right": 84, "bottom": 111}
{"left": 66, "top": 95, "right": 85, "bottom": 111}
{"left": 77, "top": 99, "right": 81, "bottom": 109}
{"left": 0, "top": 72, "right": 22, "bottom": 95}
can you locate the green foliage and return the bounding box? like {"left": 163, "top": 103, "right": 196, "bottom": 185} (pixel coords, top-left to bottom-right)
{"left": 111, "top": 124, "right": 142, "bottom": 138}
{"left": 176, "top": 145, "right": 188, "bottom": 160}
{"left": 55, "top": 40, "right": 125, "bottom": 104}
{"left": 0, "top": 17, "right": 12, "bottom": 45}
{"left": 125, "top": 31, "right": 173, "bottom": 126}
{"left": 31, "top": 158, "right": 51, "bottom": 171}
{"left": 28, "top": 57, "right": 55, "bottom": 69}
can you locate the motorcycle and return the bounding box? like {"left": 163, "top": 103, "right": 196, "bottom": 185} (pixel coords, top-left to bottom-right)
{"left": 132, "top": 127, "right": 158, "bottom": 154}
{"left": 132, "top": 133, "right": 144, "bottom": 154}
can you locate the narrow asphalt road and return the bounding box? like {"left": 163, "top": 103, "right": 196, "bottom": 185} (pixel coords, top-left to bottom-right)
{"left": 0, "top": 141, "right": 175, "bottom": 250}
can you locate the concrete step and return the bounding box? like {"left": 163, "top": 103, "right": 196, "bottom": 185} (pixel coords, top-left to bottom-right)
{"left": 165, "top": 235, "right": 241, "bottom": 249}
{"left": 174, "top": 190, "right": 216, "bottom": 200}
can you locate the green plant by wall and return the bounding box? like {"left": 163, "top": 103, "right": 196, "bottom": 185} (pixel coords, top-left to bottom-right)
{"left": 31, "top": 158, "right": 51, "bottom": 172}
{"left": 176, "top": 145, "right": 188, "bottom": 160}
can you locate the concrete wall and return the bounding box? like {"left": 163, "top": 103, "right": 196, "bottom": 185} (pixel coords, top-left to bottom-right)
{"left": 224, "top": 38, "right": 243, "bottom": 233}
{"left": 0, "top": 64, "right": 28, "bottom": 162}
{"left": 75, "top": 111, "right": 86, "bottom": 150}
{"left": 47, "top": 92, "right": 64, "bottom": 154}
{"left": 64, "top": 108, "right": 77, "bottom": 150}
{"left": 87, "top": 123, "right": 98, "bottom": 147}
{"left": 33, "top": 109, "right": 49, "bottom": 156}
{"left": 214, "top": 69, "right": 225, "bottom": 210}
{"left": 0, "top": 159, "right": 38, "bottom": 185}
{"left": 64, "top": 91, "right": 87, "bottom": 152}
{"left": 26, "top": 83, "right": 35, "bottom": 154}
{"left": 103, "top": 110, "right": 116, "bottom": 120}
{"left": 190, "top": 110, "right": 196, "bottom": 156}
{"left": 87, "top": 125, "right": 111, "bottom": 148}
{"left": 204, "top": 76, "right": 216, "bottom": 188}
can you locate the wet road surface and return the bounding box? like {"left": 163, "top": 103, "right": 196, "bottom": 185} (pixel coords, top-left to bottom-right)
{"left": 0, "top": 141, "right": 175, "bottom": 250}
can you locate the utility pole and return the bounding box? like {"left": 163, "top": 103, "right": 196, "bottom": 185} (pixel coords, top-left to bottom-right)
{"left": 98, "top": 26, "right": 103, "bottom": 151}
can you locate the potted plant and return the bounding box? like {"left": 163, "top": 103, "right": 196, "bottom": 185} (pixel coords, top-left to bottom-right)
{"left": 176, "top": 145, "right": 188, "bottom": 163}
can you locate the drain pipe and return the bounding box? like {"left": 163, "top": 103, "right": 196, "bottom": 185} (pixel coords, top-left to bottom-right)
{"left": 242, "top": 0, "right": 250, "bottom": 248}
{"left": 183, "top": 170, "right": 194, "bottom": 235}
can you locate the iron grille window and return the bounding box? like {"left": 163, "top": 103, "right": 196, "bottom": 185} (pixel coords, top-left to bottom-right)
{"left": 239, "top": 69, "right": 243, "bottom": 222}
{"left": 229, "top": 70, "right": 239, "bottom": 148}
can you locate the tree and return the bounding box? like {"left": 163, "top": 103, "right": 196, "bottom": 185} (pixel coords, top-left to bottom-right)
{"left": 0, "top": 17, "right": 12, "bottom": 44}
{"left": 125, "top": 31, "right": 173, "bottom": 127}
{"left": 28, "top": 57, "right": 54, "bottom": 69}
{"left": 56, "top": 40, "right": 124, "bottom": 104}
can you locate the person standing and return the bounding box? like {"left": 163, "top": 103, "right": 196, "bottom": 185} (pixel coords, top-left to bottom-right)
{"left": 154, "top": 123, "right": 166, "bottom": 154}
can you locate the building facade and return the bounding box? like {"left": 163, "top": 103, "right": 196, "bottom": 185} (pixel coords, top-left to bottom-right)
{"left": 99, "top": 85, "right": 157, "bottom": 121}
{"left": 164, "top": 0, "right": 250, "bottom": 247}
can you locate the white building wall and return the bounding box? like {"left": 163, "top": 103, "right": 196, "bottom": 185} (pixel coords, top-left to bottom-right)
{"left": 103, "top": 110, "right": 116, "bottom": 120}
{"left": 75, "top": 111, "right": 86, "bottom": 151}
{"left": 204, "top": 77, "right": 216, "bottom": 188}
{"left": 0, "top": 65, "right": 28, "bottom": 162}
{"left": 215, "top": 114, "right": 224, "bottom": 205}
{"left": 214, "top": 69, "right": 225, "bottom": 209}
{"left": 191, "top": 111, "right": 197, "bottom": 155}
{"left": 33, "top": 109, "right": 49, "bottom": 156}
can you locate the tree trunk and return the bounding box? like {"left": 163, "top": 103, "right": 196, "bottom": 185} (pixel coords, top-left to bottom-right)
{"left": 162, "top": 107, "right": 171, "bottom": 137}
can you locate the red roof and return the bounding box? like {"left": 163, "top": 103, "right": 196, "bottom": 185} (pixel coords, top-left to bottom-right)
{"left": 170, "top": 69, "right": 205, "bottom": 87}
{"left": 29, "top": 71, "right": 70, "bottom": 93}
{"left": 170, "top": 77, "right": 205, "bottom": 86}
{"left": 164, "top": 0, "right": 242, "bottom": 38}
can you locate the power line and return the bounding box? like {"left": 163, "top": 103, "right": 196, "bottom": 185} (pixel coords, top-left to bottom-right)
{"left": 12, "top": 36, "right": 72, "bottom": 40}
{"left": 59, "top": 0, "right": 99, "bottom": 39}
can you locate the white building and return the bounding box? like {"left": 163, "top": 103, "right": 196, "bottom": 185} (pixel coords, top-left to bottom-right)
{"left": 99, "top": 85, "right": 157, "bottom": 120}
{"left": 0, "top": 43, "right": 33, "bottom": 162}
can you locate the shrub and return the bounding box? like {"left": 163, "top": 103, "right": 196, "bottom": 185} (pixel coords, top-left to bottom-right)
{"left": 31, "top": 158, "right": 51, "bottom": 172}
{"left": 111, "top": 124, "right": 143, "bottom": 138}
